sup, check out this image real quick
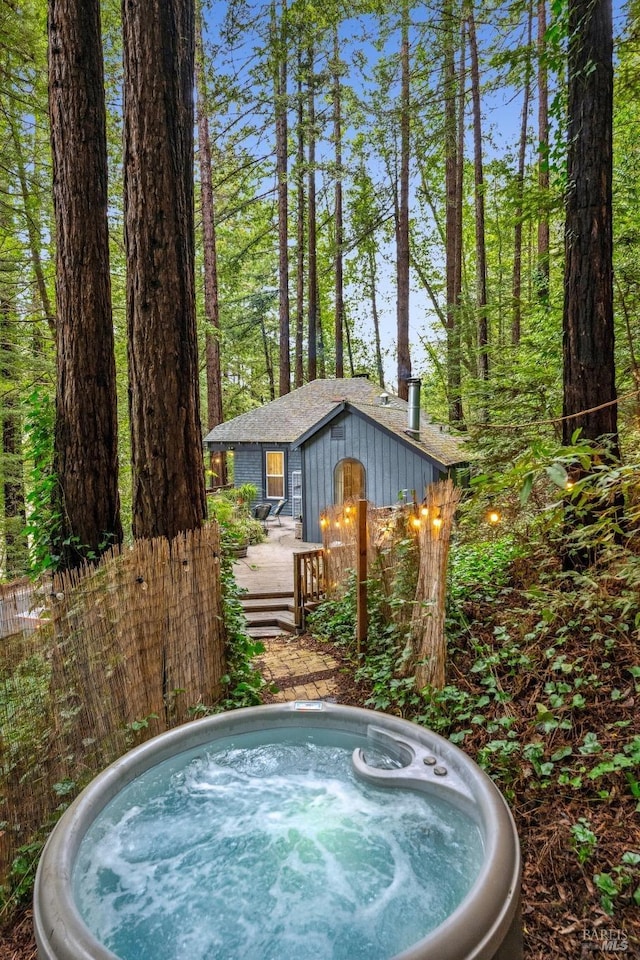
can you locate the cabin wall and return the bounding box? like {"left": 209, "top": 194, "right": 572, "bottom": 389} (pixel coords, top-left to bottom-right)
{"left": 231, "top": 445, "right": 300, "bottom": 516}
{"left": 300, "top": 412, "right": 444, "bottom": 542}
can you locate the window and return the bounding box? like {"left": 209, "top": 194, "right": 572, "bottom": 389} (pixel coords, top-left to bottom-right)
{"left": 334, "top": 458, "right": 365, "bottom": 504}
{"left": 265, "top": 450, "right": 285, "bottom": 499}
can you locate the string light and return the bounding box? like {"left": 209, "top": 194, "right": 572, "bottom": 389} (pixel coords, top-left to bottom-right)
{"left": 411, "top": 516, "right": 421, "bottom": 529}
{"left": 432, "top": 516, "right": 443, "bottom": 530}
{"left": 487, "top": 510, "right": 501, "bottom": 525}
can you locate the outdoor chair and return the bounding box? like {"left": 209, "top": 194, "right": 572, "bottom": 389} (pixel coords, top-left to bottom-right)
{"left": 269, "top": 499, "right": 287, "bottom": 526}
{"left": 252, "top": 502, "right": 272, "bottom": 532}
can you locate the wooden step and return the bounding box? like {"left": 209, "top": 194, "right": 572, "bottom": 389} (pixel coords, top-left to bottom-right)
{"left": 242, "top": 590, "right": 293, "bottom": 601}
{"left": 243, "top": 609, "right": 296, "bottom": 637}
{"left": 242, "top": 598, "right": 294, "bottom": 614}
{"left": 244, "top": 610, "right": 295, "bottom": 627}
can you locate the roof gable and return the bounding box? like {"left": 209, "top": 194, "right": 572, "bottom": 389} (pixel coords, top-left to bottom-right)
{"left": 203, "top": 377, "right": 467, "bottom": 467}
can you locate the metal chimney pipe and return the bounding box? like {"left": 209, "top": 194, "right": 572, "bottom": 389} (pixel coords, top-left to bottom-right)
{"left": 407, "top": 377, "right": 421, "bottom": 438}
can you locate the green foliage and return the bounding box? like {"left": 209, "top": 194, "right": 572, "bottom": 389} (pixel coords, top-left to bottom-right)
{"left": 208, "top": 485, "right": 265, "bottom": 550}
{"left": 570, "top": 818, "right": 598, "bottom": 864}
{"left": 23, "top": 386, "right": 58, "bottom": 575}
{"left": 594, "top": 852, "right": 640, "bottom": 916}
{"left": 216, "top": 553, "right": 266, "bottom": 710}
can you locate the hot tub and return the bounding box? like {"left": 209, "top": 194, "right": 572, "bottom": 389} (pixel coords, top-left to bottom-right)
{"left": 34, "top": 703, "right": 522, "bottom": 960}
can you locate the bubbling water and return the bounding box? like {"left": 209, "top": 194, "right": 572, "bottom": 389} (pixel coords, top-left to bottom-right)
{"left": 73, "top": 729, "right": 484, "bottom": 960}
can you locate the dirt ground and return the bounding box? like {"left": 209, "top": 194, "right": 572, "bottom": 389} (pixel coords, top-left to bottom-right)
{"left": 2, "top": 630, "right": 638, "bottom": 959}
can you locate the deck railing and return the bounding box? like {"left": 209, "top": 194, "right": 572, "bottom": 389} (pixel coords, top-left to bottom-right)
{"left": 293, "top": 548, "right": 325, "bottom": 631}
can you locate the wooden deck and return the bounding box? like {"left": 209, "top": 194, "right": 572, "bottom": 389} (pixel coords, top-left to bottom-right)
{"left": 233, "top": 516, "right": 310, "bottom": 595}
{"left": 233, "top": 517, "right": 322, "bottom": 636}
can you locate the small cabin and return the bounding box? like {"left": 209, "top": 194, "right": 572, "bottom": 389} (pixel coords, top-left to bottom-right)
{"left": 203, "top": 377, "right": 467, "bottom": 543}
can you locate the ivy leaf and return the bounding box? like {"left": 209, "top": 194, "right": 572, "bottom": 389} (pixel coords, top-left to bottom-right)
{"left": 545, "top": 463, "right": 569, "bottom": 488}
{"left": 520, "top": 473, "right": 534, "bottom": 505}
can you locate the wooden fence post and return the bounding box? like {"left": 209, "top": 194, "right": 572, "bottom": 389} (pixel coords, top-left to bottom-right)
{"left": 356, "top": 498, "right": 368, "bottom": 653}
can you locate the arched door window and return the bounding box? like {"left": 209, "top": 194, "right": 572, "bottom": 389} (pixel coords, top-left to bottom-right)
{"left": 334, "top": 458, "right": 366, "bottom": 504}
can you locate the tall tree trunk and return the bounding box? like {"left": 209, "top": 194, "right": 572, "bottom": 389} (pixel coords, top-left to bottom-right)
{"left": 317, "top": 299, "right": 326, "bottom": 379}
{"left": 307, "top": 42, "right": 318, "bottom": 382}
{"left": 562, "top": 0, "right": 617, "bottom": 449}
{"left": 396, "top": 0, "right": 411, "bottom": 401}
{"left": 367, "top": 248, "right": 385, "bottom": 388}
{"left": 10, "top": 121, "right": 56, "bottom": 334}
{"left": 48, "top": 0, "right": 122, "bottom": 568}
{"left": 537, "top": 0, "right": 550, "bottom": 302}
{"left": 123, "top": 0, "right": 206, "bottom": 540}
{"left": 0, "top": 298, "right": 28, "bottom": 577}
{"left": 455, "top": 19, "right": 466, "bottom": 396}
{"left": 444, "top": 0, "right": 463, "bottom": 425}
{"left": 333, "top": 27, "right": 345, "bottom": 380}
{"left": 467, "top": 0, "right": 489, "bottom": 394}
{"left": 294, "top": 45, "right": 305, "bottom": 388}
{"left": 195, "top": 10, "right": 223, "bottom": 435}
{"left": 273, "top": 0, "right": 291, "bottom": 396}
{"left": 261, "top": 316, "right": 276, "bottom": 400}
{"left": 512, "top": 1, "right": 533, "bottom": 346}
{"left": 196, "top": 5, "right": 226, "bottom": 489}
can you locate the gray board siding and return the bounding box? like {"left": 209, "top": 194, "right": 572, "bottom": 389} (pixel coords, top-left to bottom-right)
{"left": 231, "top": 445, "right": 299, "bottom": 517}
{"left": 301, "top": 411, "right": 445, "bottom": 542}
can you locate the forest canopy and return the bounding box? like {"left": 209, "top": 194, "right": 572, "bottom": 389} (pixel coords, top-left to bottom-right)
{"left": 0, "top": 0, "right": 638, "bottom": 573}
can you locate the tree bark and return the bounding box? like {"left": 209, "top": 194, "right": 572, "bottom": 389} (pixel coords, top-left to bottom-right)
{"left": 537, "top": 0, "right": 550, "bottom": 302}
{"left": 562, "top": 0, "right": 617, "bottom": 448}
{"left": 273, "top": 0, "right": 291, "bottom": 396}
{"left": 396, "top": 0, "right": 411, "bottom": 401}
{"left": 307, "top": 42, "right": 318, "bottom": 382}
{"left": 512, "top": 1, "right": 533, "bottom": 346}
{"left": 294, "top": 44, "right": 305, "bottom": 388}
{"left": 123, "top": 0, "right": 206, "bottom": 540}
{"left": 195, "top": 11, "right": 223, "bottom": 435}
{"left": 10, "top": 121, "right": 56, "bottom": 335}
{"left": 0, "top": 298, "right": 28, "bottom": 577}
{"left": 444, "top": 0, "right": 464, "bottom": 425}
{"left": 48, "top": 0, "right": 122, "bottom": 568}
{"left": 333, "top": 27, "right": 345, "bottom": 380}
{"left": 367, "top": 248, "right": 385, "bottom": 389}
{"left": 467, "top": 0, "right": 489, "bottom": 392}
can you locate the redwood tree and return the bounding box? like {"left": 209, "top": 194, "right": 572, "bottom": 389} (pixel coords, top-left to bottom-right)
{"left": 396, "top": 0, "right": 411, "bottom": 400}
{"left": 123, "top": 0, "right": 206, "bottom": 540}
{"left": 272, "top": 0, "right": 291, "bottom": 396}
{"left": 48, "top": 0, "right": 122, "bottom": 568}
{"left": 562, "top": 0, "right": 618, "bottom": 450}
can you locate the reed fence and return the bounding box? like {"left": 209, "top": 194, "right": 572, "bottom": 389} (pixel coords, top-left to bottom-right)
{"left": 0, "top": 524, "right": 226, "bottom": 901}
{"left": 321, "top": 479, "right": 461, "bottom": 688}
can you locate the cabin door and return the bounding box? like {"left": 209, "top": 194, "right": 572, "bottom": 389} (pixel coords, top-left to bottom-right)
{"left": 334, "top": 458, "right": 366, "bottom": 504}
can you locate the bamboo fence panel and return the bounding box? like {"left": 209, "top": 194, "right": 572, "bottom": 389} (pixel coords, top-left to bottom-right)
{"left": 404, "top": 479, "right": 462, "bottom": 689}
{"left": 0, "top": 524, "right": 226, "bottom": 894}
{"left": 321, "top": 481, "right": 461, "bottom": 688}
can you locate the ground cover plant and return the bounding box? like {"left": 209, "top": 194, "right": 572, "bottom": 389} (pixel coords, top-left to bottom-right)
{"left": 307, "top": 447, "right": 640, "bottom": 958}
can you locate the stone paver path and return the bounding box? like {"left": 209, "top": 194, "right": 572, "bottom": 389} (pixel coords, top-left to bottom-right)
{"left": 254, "top": 636, "right": 341, "bottom": 702}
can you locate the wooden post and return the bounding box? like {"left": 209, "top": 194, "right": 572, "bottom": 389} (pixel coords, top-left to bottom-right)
{"left": 356, "top": 498, "right": 368, "bottom": 653}
{"left": 293, "top": 552, "right": 303, "bottom": 632}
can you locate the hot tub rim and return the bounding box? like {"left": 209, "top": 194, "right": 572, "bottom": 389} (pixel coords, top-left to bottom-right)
{"left": 34, "top": 703, "right": 521, "bottom": 960}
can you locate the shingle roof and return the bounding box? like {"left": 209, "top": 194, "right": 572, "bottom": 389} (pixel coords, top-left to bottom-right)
{"left": 203, "top": 377, "right": 467, "bottom": 467}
